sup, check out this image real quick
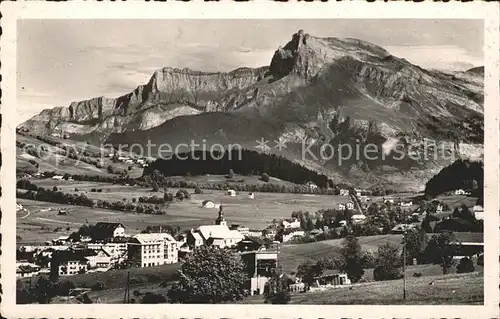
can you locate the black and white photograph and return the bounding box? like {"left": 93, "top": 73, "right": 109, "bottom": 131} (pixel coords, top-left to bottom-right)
{"left": 1, "top": 2, "right": 499, "bottom": 317}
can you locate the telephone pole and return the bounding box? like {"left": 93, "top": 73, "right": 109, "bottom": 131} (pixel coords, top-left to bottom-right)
{"left": 403, "top": 230, "right": 407, "bottom": 300}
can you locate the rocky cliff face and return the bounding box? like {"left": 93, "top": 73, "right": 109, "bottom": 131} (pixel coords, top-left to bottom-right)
{"left": 19, "top": 30, "right": 484, "bottom": 188}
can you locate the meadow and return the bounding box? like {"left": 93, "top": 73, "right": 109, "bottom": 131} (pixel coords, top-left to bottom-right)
{"left": 17, "top": 179, "right": 350, "bottom": 244}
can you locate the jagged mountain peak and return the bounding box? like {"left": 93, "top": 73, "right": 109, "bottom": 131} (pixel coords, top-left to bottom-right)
{"left": 269, "top": 29, "right": 393, "bottom": 79}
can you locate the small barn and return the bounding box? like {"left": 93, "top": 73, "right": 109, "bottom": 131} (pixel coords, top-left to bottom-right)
{"left": 58, "top": 209, "right": 68, "bottom": 215}
{"left": 248, "top": 192, "right": 255, "bottom": 199}
{"left": 202, "top": 200, "right": 216, "bottom": 209}
{"left": 227, "top": 189, "right": 236, "bottom": 197}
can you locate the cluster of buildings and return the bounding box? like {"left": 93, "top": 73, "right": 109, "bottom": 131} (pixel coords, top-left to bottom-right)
{"left": 109, "top": 154, "right": 150, "bottom": 168}
{"left": 17, "top": 221, "right": 179, "bottom": 278}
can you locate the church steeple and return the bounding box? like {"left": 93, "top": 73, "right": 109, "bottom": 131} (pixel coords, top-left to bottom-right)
{"left": 215, "top": 205, "right": 227, "bottom": 226}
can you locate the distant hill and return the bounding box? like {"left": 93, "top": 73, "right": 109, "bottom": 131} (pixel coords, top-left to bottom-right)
{"left": 466, "top": 66, "right": 484, "bottom": 75}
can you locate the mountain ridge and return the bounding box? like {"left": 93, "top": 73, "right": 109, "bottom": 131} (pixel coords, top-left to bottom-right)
{"left": 18, "top": 30, "right": 484, "bottom": 189}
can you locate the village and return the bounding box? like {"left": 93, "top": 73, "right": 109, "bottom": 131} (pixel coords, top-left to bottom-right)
{"left": 16, "top": 179, "right": 485, "bottom": 303}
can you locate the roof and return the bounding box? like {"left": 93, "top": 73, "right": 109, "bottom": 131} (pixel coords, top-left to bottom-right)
{"left": 93, "top": 222, "right": 125, "bottom": 239}
{"left": 451, "top": 232, "right": 484, "bottom": 243}
{"left": 132, "top": 233, "right": 176, "bottom": 244}
{"left": 94, "top": 222, "right": 125, "bottom": 230}
{"left": 197, "top": 225, "right": 244, "bottom": 241}
{"left": 190, "top": 231, "right": 203, "bottom": 241}
{"left": 207, "top": 238, "right": 225, "bottom": 246}
{"left": 351, "top": 214, "right": 366, "bottom": 219}
{"left": 52, "top": 249, "right": 96, "bottom": 264}
{"left": 202, "top": 200, "right": 215, "bottom": 205}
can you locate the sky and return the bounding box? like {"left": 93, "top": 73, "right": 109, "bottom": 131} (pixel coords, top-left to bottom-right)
{"left": 17, "top": 19, "right": 484, "bottom": 124}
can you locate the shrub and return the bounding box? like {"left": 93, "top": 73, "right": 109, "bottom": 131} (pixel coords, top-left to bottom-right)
{"left": 194, "top": 186, "right": 203, "bottom": 194}
{"left": 413, "top": 272, "right": 422, "bottom": 278}
{"left": 56, "top": 280, "right": 76, "bottom": 295}
{"left": 261, "top": 173, "right": 270, "bottom": 182}
{"left": 91, "top": 281, "right": 105, "bottom": 291}
{"left": 456, "top": 257, "right": 475, "bottom": 273}
{"left": 140, "top": 292, "right": 167, "bottom": 304}
{"left": 74, "top": 188, "right": 79, "bottom": 192}
{"left": 477, "top": 254, "right": 484, "bottom": 266}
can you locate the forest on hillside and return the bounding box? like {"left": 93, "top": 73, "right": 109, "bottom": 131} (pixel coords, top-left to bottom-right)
{"left": 143, "top": 149, "right": 330, "bottom": 188}
{"left": 424, "top": 159, "right": 483, "bottom": 201}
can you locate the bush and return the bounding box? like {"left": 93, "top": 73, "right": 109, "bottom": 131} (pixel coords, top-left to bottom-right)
{"left": 456, "top": 257, "right": 475, "bottom": 273}
{"left": 91, "top": 281, "right": 105, "bottom": 291}
{"left": 261, "top": 173, "right": 270, "bottom": 182}
{"left": 413, "top": 272, "right": 422, "bottom": 278}
{"left": 194, "top": 186, "right": 203, "bottom": 194}
{"left": 477, "top": 254, "right": 484, "bottom": 266}
{"left": 140, "top": 292, "right": 167, "bottom": 304}
{"left": 56, "top": 279, "right": 76, "bottom": 295}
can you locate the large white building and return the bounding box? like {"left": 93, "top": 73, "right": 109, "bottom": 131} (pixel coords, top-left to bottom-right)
{"left": 127, "top": 233, "right": 179, "bottom": 268}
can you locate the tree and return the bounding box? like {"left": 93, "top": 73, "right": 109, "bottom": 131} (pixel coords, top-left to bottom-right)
{"left": 167, "top": 246, "right": 249, "bottom": 303}
{"left": 52, "top": 186, "right": 59, "bottom": 192}
{"left": 152, "top": 182, "right": 160, "bottom": 192}
{"left": 261, "top": 173, "right": 270, "bottom": 182}
{"left": 164, "top": 192, "right": 174, "bottom": 202}
{"left": 16, "top": 280, "right": 35, "bottom": 304}
{"left": 296, "top": 261, "right": 323, "bottom": 288}
{"left": 423, "top": 231, "right": 457, "bottom": 274}
{"left": 306, "top": 218, "right": 315, "bottom": 231}
{"left": 194, "top": 186, "right": 203, "bottom": 194}
{"left": 228, "top": 169, "right": 235, "bottom": 179}
{"left": 32, "top": 276, "right": 57, "bottom": 304}
{"left": 404, "top": 228, "right": 428, "bottom": 264}
{"left": 338, "top": 235, "right": 364, "bottom": 283}
{"left": 421, "top": 217, "right": 433, "bottom": 233}
{"left": 477, "top": 254, "right": 484, "bottom": 266}
{"left": 456, "top": 257, "right": 475, "bottom": 273}
{"left": 373, "top": 243, "right": 402, "bottom": 281}
{"left": 264, "top": 273, "right": 291, "bottom": 304}
{"left": 361, "top": 250, "right": 376, "bottom": 269}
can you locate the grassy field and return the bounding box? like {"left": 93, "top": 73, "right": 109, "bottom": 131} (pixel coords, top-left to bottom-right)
{"left": 17, "top": 179, "right": 350, "bottom": 244}
{"left": 279, "top": 234, "right": 403, "bottom": 274}
{"left": 240, "top": 270, "right": 483, "bottom": 305}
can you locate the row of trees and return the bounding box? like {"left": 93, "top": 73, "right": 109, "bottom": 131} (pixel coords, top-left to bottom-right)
{"left": 16, "top": 180, "right": 169, "bottom": 215}
{"left": 297, "top": 230, "right": 479, "bottom": 288}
